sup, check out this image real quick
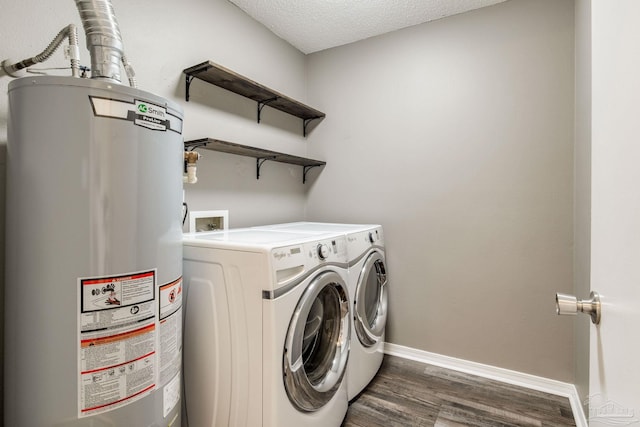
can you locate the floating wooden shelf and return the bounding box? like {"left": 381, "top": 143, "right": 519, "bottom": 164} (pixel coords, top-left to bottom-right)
{"left": 183, "top": 61, "right": 325, "bottom": 136}
{"left": 185, "top": 138, "right": 325, "bottom": 184}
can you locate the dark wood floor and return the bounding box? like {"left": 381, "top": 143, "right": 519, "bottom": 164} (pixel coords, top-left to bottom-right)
{"left": 343, "top": 355, "right": 576, "bottom": 427}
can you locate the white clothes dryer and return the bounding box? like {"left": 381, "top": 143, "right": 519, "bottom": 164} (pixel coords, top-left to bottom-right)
{"left": 343, "top": 226, "right": 387, "bottom": 401}
{"left": 252, "top": 222, "right": 389, "bottom": 401}
{"left": 182, "top": 229, "right": 350, "bottom": 427}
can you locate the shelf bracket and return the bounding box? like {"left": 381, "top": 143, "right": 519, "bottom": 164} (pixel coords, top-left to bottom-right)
{"left": 185, "top": 75, "right": 195, "bottom": 102}
{"left": 256, "top": 156, "right": 277, "bottom": 180}
{"left": 184, "top": 140, "right": 208, "bottom": 151}
{"left": 303, "top": 165, "right": 322, "bottom": 184}
{"left": 303, "top": 117, "right": 320, "bottom": 137}
{"left": 257, "top": 97, "right": 279, "bottom": 123}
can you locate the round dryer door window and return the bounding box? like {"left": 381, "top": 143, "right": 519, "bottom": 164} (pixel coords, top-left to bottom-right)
{"left": 283, "top": 271, "right": 350, "bottom": 412}
{"left": 354, "top": 251, "right": 388, "bottom": 347}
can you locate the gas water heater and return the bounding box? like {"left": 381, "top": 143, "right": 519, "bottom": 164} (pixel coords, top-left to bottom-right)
{"left": 4, "top": 2, "right": 184, "bottom": 426}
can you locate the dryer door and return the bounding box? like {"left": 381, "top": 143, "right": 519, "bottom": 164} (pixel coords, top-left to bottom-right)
{"left": 354, "top": 251, "right": 388, "bottom": 347}
{"left": 283, "top": 270, "right": 350, "bottom": 412}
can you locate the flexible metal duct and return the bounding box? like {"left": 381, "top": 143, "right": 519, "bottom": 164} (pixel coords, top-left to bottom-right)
{"left": 75, "top": 0, "right": 136, "bottom": 86}
{"left": 1, "top": 24, "right": 80, "bottom": 78}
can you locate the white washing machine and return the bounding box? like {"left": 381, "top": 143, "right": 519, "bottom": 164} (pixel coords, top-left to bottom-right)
{"left": 252, "top": 222, "right": 388, "bottom": 401}
{"left": 182, "top": 229, "right": 350, "bottom": 427}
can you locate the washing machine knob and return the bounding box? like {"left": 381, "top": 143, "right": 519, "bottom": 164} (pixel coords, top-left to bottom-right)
{"left": 368, "top": 232, "right": 375, "bottom": 243}
{"left": 317, "top": 243, "right": 330, "bottom": 260}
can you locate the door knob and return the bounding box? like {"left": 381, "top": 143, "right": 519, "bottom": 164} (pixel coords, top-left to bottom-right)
{"left": 556, "top": 291, "right": 601, "bottom": 325}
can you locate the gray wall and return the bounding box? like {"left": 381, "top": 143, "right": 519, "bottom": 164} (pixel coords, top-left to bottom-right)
{"left": 305, "top": 0, "right": 576, "bottom": 381}
{"left": 574, "top": 0, "right": 591, "bottom": 407}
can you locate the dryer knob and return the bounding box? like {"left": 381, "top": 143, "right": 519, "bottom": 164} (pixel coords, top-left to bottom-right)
{"left": 368, "top": 232, "right": 375, "bottom": 243}
{"left": 317, "top": 244, "right": 330, "bottom": 260}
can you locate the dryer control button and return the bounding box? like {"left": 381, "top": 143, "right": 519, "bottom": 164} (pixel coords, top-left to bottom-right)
{"left": 317, "top": 244, "right": 330, "bottom": 260}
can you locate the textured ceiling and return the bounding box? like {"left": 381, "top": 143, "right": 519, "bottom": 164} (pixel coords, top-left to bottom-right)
{"left": 228, "top": 0, "right": 509, "bottom": 54}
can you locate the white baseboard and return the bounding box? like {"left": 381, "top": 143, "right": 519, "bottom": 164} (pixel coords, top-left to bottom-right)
{"left": 384, "top": 343, "right": 587, "bottom": 427}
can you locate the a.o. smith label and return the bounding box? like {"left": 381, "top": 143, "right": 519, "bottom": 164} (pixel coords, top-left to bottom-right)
{"left": 134, "top": 100, "right": 167, "bottom": 131}
{"left": 89, "top": 96, "right": 183, "bottom": 134}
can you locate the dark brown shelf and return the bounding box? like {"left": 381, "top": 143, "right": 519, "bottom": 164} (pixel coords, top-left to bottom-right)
{"left": 183, "top": 61, "right": 325, "bottom": 136}
{"left": 185, "top": 138, "right": 325, "bottom": 183}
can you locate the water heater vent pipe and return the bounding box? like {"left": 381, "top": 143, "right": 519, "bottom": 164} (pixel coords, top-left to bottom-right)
{"left": 74, "top": 0, "right": 136, "bottom": 87}
{"left": 2, "top": 0, "right": 136, "bottom": 87}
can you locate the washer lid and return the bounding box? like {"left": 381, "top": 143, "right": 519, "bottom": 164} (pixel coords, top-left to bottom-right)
{"left": 183, "top": 228, "right": 322, "bottom": 248}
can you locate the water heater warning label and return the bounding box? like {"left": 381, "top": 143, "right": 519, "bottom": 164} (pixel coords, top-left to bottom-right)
{"left": 80, "top": 270, "right": 156, "bottom": 332}
{"left": 159, "top": 278, "right": 182, "bottom": 386}
{"left": 78, "top": 270, "right": 158, "bottom": 418}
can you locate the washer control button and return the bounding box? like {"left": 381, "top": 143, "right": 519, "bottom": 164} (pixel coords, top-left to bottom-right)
{"left": 317, "top": 244, "right": 330, "bottom": 260}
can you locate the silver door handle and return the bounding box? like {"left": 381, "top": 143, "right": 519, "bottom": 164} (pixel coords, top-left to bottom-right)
{"left": 556, "top": 291, "right": 601, "bottom": 325}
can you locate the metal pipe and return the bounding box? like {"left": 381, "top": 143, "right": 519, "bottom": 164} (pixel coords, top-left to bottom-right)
{"left": 74, "top": 0, "right": 136, "bottom": 86}
{"left": 120, "top": 53, "right": 137, "bottom": 88}
{"left": 184, "top": 151, "right": 201, "bottom": 184}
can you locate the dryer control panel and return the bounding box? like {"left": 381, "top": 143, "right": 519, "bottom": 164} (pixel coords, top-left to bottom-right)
{"left": 346, "top": 227, "right": 384, "bottom": 256}
{"left": 271, "top": 237, "right": 347, "bottom": 271}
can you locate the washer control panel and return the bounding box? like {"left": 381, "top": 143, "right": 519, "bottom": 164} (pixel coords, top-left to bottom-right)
{"left": 317, "top": 243, "right": 330, "bottom": 260}
{"left": 305, "top": 236, "right": 347, "bottom": 266}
